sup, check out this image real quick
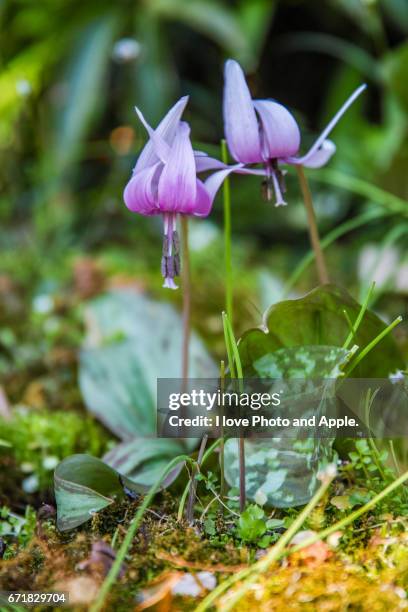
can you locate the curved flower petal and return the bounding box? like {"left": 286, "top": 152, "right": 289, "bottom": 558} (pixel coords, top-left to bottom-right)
{"left": 223, "top": 59, "right": 262, "bottom": 164}
{"left": 134, "top": 96, "right": 189, "bottom": 172}
{"left": 158, "top": 122, "right": 197, "bottom": 213}
{"left": 203, "top": 165, "right": 244, "bottom": 203}
{"left": 191, "top": 179, "right": 212, "bottom": 217}
{"left": 299, "top": 139, "right": 336, "bottom": 168}
{"left": 135, "top": 106, "right": 171, "bottom": 163}
{"left": 123, "top": 163, "right": 161, "bottom": 215}
{"left": 254, "top": 99, "right": 300, "bottom": 159}
{"left": 285, "top": 84, "right": 366, "bottom": 166}
{"left": 194, "top": 152, "right": 228, "bottom": 172}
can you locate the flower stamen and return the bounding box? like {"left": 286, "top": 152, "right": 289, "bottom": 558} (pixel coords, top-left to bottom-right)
{"left": 161, "top": 213, "right": 180, "bottom": 289}
{"left": 262, "top": 161, "right": 287, "bottom": 206}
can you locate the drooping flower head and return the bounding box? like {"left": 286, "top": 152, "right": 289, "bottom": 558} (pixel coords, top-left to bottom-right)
{"left": 223, "top": 59, "right": 366, "bottom": 206}
{"left": 124, "top": 98, "right": 233, "bottom": 289}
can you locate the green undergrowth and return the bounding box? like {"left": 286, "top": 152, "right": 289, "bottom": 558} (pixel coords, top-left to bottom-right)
{"left": 0, "top": 409, "right": 110, "bottom": 497}
{"left": 1, "top": 485, "right": 408, "bottom": 611}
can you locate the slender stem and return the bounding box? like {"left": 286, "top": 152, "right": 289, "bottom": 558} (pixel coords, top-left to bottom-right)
{"left": 222, "top": 312, "right": 236, "bottom": 379}
{"left": 180, "top": 215, "right": 191, "bottom": 384}
{"left": 220, "top": 360, "right": 226, "bottom": 503}
{"left": 90, "top": 454, "right": 194, "bottom": 612}
{"left": 222, "top": 313, "right": 245, "bottom": 512}
{"left": 296, "top": 165, "right": 329, "bottom": 285}
{"left": 238, "top": 438, "right": 246, "bottom": 513}
{"left": 186, "top": 434, "right": 208, "bottom": 523}
{"left": 221, "top": 140, "right": 233, "bottom": 325}
{"left": 389, "top": 440, "right": 401, "bottom": 475}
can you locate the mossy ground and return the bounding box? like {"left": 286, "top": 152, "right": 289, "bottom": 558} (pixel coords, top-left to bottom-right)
{"left": 1, "top": 491, "right": 408, "bottom": 611}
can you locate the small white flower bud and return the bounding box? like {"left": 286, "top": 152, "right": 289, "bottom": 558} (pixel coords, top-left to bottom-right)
{"left": 112, "top": 38, "right": 141, "bottom": 63}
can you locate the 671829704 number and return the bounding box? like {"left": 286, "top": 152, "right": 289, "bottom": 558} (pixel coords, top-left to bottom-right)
{"left": 0, "top": 592, "right": 68, "bottom": 606}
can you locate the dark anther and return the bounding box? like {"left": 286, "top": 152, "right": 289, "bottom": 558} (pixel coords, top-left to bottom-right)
{"left": 161, "top": 256, "right": 168, "bottom": 278}
{"left": 162, "top": 235, "right": 169, "bottom": 256}
{"left": 172, "top": 230, "right": 180, "bottom": 254}
{"left": 174, "top": 253, "right": 181, "bottom": 276}
{"left": 261, "top": 177, "right": 274, "bottom": 202}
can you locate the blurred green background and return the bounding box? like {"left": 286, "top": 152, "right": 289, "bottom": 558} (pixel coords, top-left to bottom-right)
{"left": 1, "top": 0, "right": 407, "bottom": 343}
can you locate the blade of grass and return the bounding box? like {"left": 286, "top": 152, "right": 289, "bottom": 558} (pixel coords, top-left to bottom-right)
{"left": 344, "top": 315, "right": 402, "bottom": 377}
{"left": 343, "top": 281, "right": 376, "bottom": 349}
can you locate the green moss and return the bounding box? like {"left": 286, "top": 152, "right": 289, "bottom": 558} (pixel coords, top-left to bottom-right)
{"left": 0, "top": 408, "right": 110, "bottom": 493}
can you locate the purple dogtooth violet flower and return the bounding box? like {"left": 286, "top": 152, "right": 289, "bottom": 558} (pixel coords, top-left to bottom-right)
{"left": 223, "top": 59, "right": 366, "bottom": 206}
{"left": 124, "top": 96, "right": 238, "bottom": 289}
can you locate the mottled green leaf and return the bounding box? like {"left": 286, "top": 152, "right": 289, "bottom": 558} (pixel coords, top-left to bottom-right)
{"left": 80, "top": 290, "right": 216, "bottom": 440}
{"left": 225, "top": 306, "right": 357, "bottom": 507}
{"left": 103, "top": 438, "right": 185, "bottom": 488}
{"left": 253, "top": 345, "right": 350, "bottom": 379}
{"left": 77, "top": 290, "right": 216, "bottom": 493}
{"left": 54, "top": 454, "right": 145, "bottom": 531}
{"left": 239, "top": 285, "right": 403, "bottom": 378}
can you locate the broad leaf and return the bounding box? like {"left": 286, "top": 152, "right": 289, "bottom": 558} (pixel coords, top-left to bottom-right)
{"left": 224, "top": 344, "right": 352, "bottom": 507}
{"left": 54, "top": 454, "right": 146, "bottom": 531}
{"left": 103, "top": 439, "right": 185, "bottom": 488}
{"left": 80, "top": 290, "right": 217, "bottom": 440}
{"left": 238, "top": 284, "right": 403, "bottom": 378}
{"left": 57, "top": 291, "right": 215, "bottom": 530}
{"left": 226, "top": 285, "right": 403, "bottom": 507}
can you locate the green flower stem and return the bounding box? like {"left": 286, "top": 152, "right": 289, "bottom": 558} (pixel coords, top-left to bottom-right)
{"left": 196, "top": 471, "right": 335, "bottom": 612}
{"left": 220, "top": 360, "right": 226, "bottom": 503}
{"left": 221, "top": 139, "right": 233, "bottom": 325}
{"left": 296, "top": 165, "right": 329, "bottom": 285}
{"left": 222, "top": 312, "right": 245, "bottom": 512}
{"left": 90, "top": 454, "right": 194, "bottom": 612}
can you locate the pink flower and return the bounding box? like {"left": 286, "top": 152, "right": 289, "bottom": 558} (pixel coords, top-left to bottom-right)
{"left": 223, "top": 59, "right": 366, "bottom": 206}
{"left": 124, "top": 97, "right": 235, "bottom": 289}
